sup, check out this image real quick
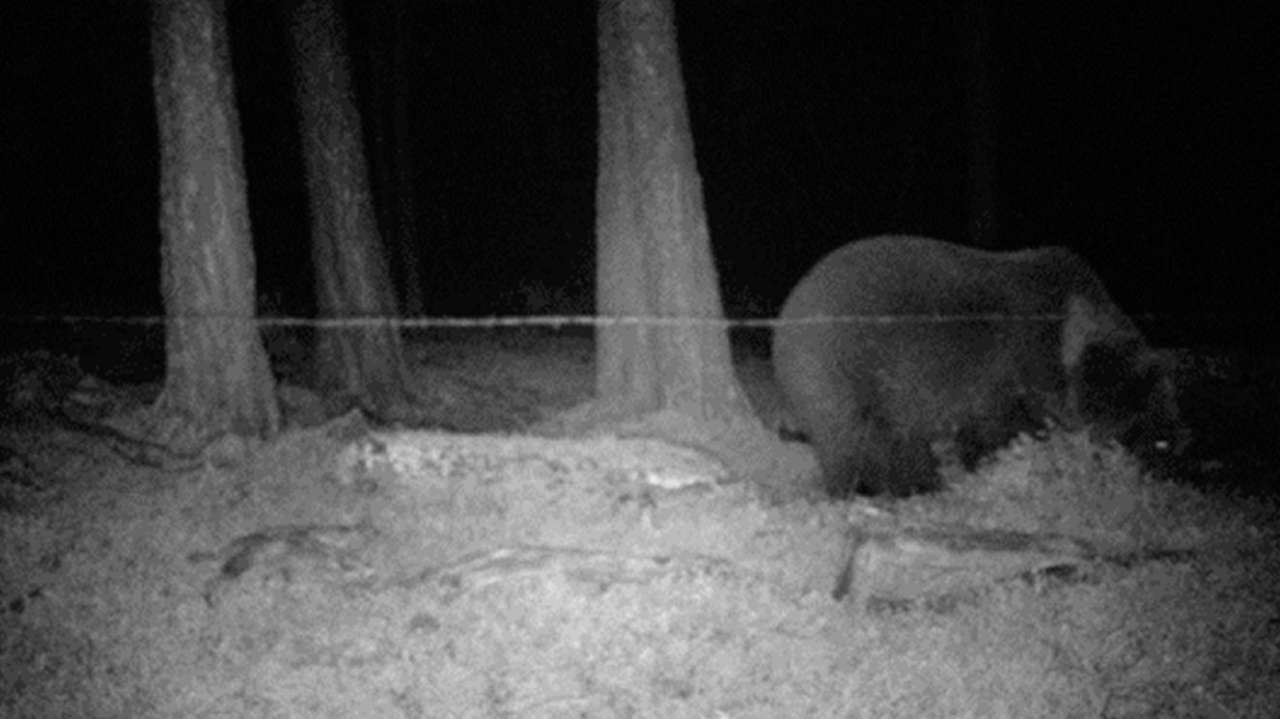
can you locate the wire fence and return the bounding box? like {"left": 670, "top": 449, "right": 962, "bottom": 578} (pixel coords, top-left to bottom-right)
{"left": 1, "top": 311, "right": 1113, "bottom": 331}
{"left": 0, "top": 311, "right": 1257, "bottom": 356}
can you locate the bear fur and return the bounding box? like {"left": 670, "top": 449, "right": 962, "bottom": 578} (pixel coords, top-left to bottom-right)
{"left": 771, "top": 235, "right": 1185, "bottom": 497}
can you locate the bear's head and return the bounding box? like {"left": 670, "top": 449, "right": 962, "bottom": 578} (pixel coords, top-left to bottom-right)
{"left": 1074, "top": 340, "right": 1190, "bottom": 469}
{"left": 1062, "top": 296, "right": 1190, "bottom": 472}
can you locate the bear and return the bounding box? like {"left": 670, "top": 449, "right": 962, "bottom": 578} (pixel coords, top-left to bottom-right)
{"left": 771, "top": 235, "right": 1186, "bottom": 497}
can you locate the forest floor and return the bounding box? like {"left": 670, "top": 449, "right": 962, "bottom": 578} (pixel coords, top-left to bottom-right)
{"left": 1, "top": 327, "right": 1279, "bottom": 719}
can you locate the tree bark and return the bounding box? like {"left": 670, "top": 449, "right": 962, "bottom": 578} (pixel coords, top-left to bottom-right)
{"left": 594, "top": 0, "right": 755, "bottom": 423}
{"left": 288, "top": 0, "right": 416, "bottom": 420}
{"left": 150, "top": 0, "right": 279, "bottom": 440}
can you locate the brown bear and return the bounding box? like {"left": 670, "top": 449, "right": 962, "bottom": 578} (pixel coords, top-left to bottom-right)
{"left": 771, "top": 235, "right": 1186, "bottom": 497}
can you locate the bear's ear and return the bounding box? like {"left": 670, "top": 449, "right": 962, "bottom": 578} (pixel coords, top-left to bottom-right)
{"left": 1060, "top": 294, "right": 1124, "bottom": 371}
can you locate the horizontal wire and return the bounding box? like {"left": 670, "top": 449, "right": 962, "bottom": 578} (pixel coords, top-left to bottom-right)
{"left": 0, "top": 312, "right": 1080, "bottom": 329}
{"left": 0, "top": 309, "right": 1233, "bottom": 331}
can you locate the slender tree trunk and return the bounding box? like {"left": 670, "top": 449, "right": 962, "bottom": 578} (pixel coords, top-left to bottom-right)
{"left": 388, "top": 0, "right": 424, "bottom": 317}
{"left": 288, "top": 0, "right": 415, "bottom": 420}
{"left": 594, "top": 0, "right": 755, "bottom": 423}
{"left": 150, "top": 0, "right": 279, "bottom": 440}
{"left": 963, "top": 0, "right": 1000, "bottom": 248}
{"left": 367, "top": 0, "right": 425, "bottom": 316}
{"left": 365, "top": 3, "right": 398, "bottom": 292}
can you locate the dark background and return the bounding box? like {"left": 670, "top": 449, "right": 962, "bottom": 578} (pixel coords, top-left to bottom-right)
{"left": 3, "top": 1, "right": 1275, "bottom": 348}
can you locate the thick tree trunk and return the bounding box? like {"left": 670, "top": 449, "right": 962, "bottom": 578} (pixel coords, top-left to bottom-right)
{"left": 150, "top": 0, "right": 279, "bottom": 440}
{"left": 594, "top": 0, "right": 755, "bottom": 423}
{"left": 288, "top": 0, "right": 415, "bottom": 420}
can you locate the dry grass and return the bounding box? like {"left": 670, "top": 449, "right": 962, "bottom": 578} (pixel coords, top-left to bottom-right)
{"left": 1, "top": 331, "right": 1276, "bottom": 718}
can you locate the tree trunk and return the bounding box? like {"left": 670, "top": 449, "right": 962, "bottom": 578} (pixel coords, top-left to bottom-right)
{"left": 366, "top": 0, "right": 425, "bottom": 317}
{"left": 288, "top": 0, "right": 415, "bottom": 420}
{"left": 962, "top": 0, "right": 1000, "bottom": 248}
{"left": 594, "top": 0, "right": 755, "bottom": 424}
{"left": 150, "top": 0, "right": 279, "bottom": 440}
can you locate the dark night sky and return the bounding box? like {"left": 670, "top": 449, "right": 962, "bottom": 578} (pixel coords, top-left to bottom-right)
{"left": 2, "top": 1, "right": 1275, "bottom": 347}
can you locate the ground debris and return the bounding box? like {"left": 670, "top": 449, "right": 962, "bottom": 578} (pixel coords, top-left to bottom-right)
{"left": 838, "top": 522, "right": 1196, "bottom": 612}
